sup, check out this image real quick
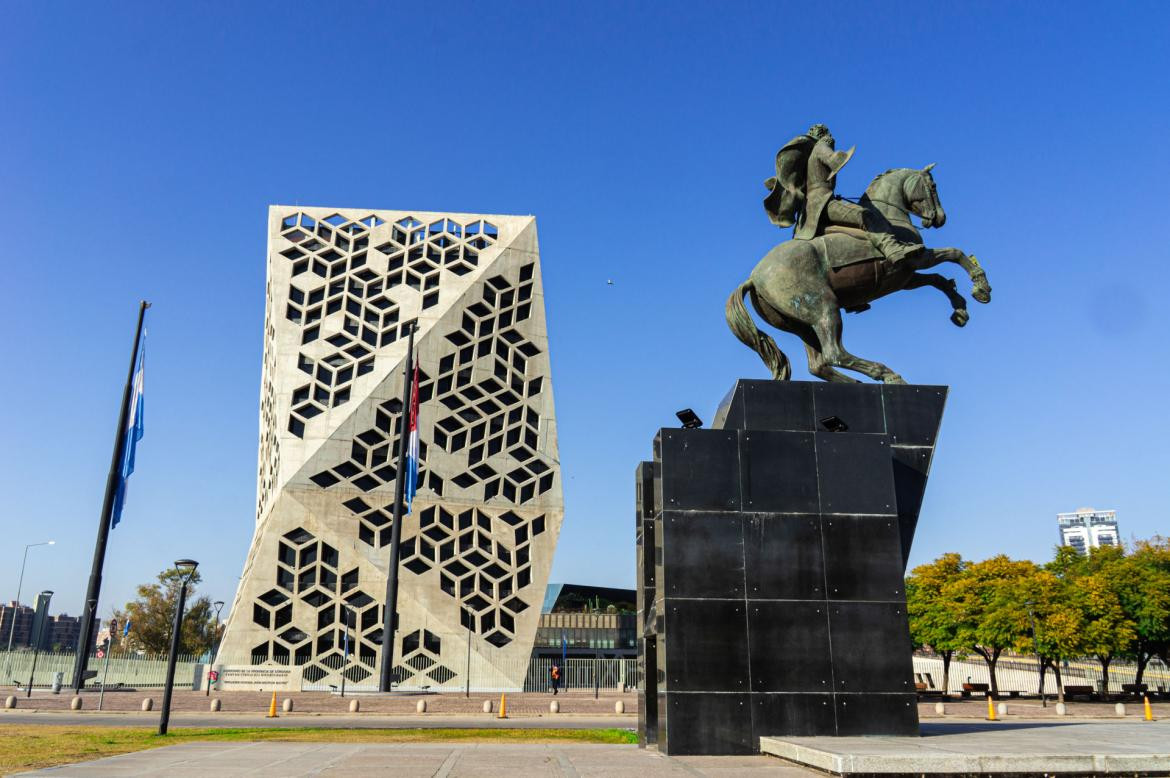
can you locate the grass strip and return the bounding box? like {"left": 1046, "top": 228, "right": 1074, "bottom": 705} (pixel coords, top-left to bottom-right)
{"left": 0, "top": 725, "right": 639, "bottom": 772}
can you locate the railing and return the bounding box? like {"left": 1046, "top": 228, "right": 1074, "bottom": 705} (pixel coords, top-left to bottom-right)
{"left": 912, "top": 653, "right": 1170, "bottom": 696}
{"left": 1, "top": 650, "right": 202, "bottom": 690}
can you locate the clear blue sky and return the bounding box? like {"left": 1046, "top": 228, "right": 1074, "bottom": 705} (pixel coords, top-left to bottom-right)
{"left": 1, "top": 2, "right": 1168, "bottom": 619}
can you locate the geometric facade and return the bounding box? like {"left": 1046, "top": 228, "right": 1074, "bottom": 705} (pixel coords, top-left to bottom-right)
{"left": 216, "top": 206, "right": 563, "bottom": 690}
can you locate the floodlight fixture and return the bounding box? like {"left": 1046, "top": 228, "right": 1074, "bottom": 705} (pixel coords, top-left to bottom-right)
{"left": 676, "top": 409, "right": 703, "bottom": 429}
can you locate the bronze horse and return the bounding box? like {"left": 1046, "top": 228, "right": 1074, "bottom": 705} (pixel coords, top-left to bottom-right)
{"left": 726, "top": 166, "right": 991, "bottom": 383}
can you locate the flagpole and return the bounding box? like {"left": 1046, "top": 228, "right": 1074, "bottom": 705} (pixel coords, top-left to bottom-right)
{"left": 72, "top": 300, "right": 150, "bottom": 691}
{"left": 379, "top": 322, "right": 415, "bottom": 693}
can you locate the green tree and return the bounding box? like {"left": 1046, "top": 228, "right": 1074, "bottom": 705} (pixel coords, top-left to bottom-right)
{"left": 112, "top": 567, "right": 216, "bottom": 656}
{"left": 1117, "top": 538, "right": 1170, "bottom": 687}
{"left": 906, "top": 553, "right": 968, "bottom": 695}
{"left": 951, "top": 555, "right": 1035, "bottom": 696}
{"left": 1013, "top": 567, "right": 1086, "bottom": 703}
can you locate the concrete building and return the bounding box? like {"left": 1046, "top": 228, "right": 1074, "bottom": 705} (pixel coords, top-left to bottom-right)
{"left": 532, "top": 584, "right": 637, "bottom": 658}
{"left": 216, "top": 207, "right": 563, "bottom": 691}
{"left": 1057, "top": 507, "right": 1119, "bottom": 553}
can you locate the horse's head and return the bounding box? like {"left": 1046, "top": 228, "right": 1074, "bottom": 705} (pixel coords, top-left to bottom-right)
{"left": 905, "top": 164, "right": 946, "bottom": 228}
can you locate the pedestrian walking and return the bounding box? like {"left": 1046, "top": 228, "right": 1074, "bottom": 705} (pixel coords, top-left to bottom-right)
{"left": 550, "top": 662, "right": 561, "bottom": 695}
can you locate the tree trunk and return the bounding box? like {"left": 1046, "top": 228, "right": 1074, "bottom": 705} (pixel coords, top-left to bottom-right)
{"left": 1038, "top": 655, "right": 1048, "bottom": 698}
{"left": 942, "top": 651, "right": 953, "bottom": 698}
{"left": 1098, "top": 654, "right": 1112, "bottom": 701}
{"left": 1134, "top": 648, "right": 1150, "bottom": 687}
{"left": 972, "top": 646, "right": 1002, "bottom": 697}
{"left": 986, "top": 648, "right": 1002, "bottom": 696}
{"left": 1052, "top": 661, "right": 1064, "bottom": 703}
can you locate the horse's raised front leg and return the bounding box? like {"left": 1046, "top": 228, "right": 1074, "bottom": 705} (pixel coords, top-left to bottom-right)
{"left": 911, "top": 248, "right": 991, "bottom": 304}
{"left": 903, "top": 272, "right": 970, "bottom": 327}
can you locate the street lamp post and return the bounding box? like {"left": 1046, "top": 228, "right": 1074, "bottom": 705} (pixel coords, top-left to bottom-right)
{"left": 464, "top": 608, "right": 472, "bottom": 698}
{"left": 3, "top": 541, "right": 55, "bottom": 679}
{"left": 1025, "top": 599, "right": 1045, "bottom": 707}
{"left": 205, "top": 600, "right": 224, "bottom": 696}
{"left": 340, "top": 606, "right": 353, "bottom": 698}
{"left": 159, "top": 559, "right": 198, "bottom": 735}
{"left": 24, "top": 591, "right": 54, "bottom": 698}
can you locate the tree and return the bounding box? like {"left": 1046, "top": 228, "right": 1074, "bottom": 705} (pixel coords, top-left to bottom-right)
{"left": 1117, "top": 538, "right": 1170, "bottom": 687}
{"left": 1013, "top": 567, "right": 1085, "bottom": 703}
{"left": 951, "top": 555, "right": 1035, "bottom": 696}
{"left": 112, "top": 567, "right": 216, "bottom": 656}
{"left": 906, "top": 553, "right": 968, "bottom": 695}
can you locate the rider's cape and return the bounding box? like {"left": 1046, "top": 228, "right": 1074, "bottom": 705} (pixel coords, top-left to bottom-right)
{"left": 763, "top": 134, "right": 817, "bottom": 227}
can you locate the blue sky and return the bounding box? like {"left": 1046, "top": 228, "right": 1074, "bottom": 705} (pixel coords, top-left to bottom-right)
{"left": 1, "top": 2, "right": 1168, "bottom": 618}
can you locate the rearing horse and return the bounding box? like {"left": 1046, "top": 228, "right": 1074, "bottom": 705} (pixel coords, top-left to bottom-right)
{"left": 726, "top": 166, "right": 991, "bottom": 383}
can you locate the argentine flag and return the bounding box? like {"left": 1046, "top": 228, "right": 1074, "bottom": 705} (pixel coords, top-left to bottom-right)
{"left": 111, "top": 334, "right": 145, "bottom": 528}
{"left": 404, "top": 362, "right": 420, "bottom": 514}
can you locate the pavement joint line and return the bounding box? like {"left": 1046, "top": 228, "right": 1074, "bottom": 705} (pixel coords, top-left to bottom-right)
{"left": 553, "top": 746, "right": 581, "bottom": 777}
{"left": 432, "top": 747, "right": 461, "bottom": 778}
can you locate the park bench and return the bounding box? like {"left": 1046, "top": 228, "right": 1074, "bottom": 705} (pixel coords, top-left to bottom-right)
{"left": 1063, "top": 684, "right": 1096, "bottom": 700}
{"left": 1121, "top": 683, "right": 1148, "bottom": 698}
{"left": 915, "top": 672, "right": 943, "bottom": 697}
{"left": 960, "top": 682, "right": 989, "bottom": 698}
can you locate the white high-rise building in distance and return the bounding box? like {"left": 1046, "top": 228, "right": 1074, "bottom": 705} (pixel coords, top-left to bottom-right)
{"left": 1057, "top": 507, "right": 1119, "bottom": 553}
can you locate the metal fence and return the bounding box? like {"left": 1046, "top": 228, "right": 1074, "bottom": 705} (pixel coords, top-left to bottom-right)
{"left": 2, "top": 650, "right": 201, "bottom": 691}
{"left": 912, "top": 653, "right": 1170, "bottom": 696}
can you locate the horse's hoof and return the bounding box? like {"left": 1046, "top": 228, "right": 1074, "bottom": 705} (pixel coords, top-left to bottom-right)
{"left": 884, "top": 374, "right": 908, "bottom": 385}
{"left": 973, "top": 286, "right": 991, "bottom": 304}
{"left": 951, "top": 310, "right": 969, "bottom": 327}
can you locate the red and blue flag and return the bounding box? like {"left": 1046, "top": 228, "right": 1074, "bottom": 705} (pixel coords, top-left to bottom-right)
{"left": 404, "top": 362, "right": 420, "bottom": 513}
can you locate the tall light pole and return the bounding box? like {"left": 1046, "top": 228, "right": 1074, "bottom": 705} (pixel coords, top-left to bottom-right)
{"left": 1025, "top": 599, "right": 1045, "bottom": 707}
{"left": 4, "top": 540, "right": 55, "bottom": 679}
{"left": 205, "top": 600, "right": 224, "bottom": 696}
{"left": 159, "top": 559, "right": 198, "bottom": 735}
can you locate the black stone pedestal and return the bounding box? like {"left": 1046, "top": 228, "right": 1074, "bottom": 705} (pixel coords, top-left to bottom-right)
{"left": 636, "top": 380, "right": 946, "bottom": 755}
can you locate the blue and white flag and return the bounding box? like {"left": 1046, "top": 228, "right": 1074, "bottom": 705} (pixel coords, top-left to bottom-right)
{"left": 404, "top": 361, "right": 420, "bottom": 514}
{"left": 123, "top": 619, "right": 131, "bottom": 637}
{"left": 111, "top": 334, "right": 146, "bottom": 528}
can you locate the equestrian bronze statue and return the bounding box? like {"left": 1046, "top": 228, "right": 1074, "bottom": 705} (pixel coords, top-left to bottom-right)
{"left": 728, "top": 123, "right": 991, "bottom": 383}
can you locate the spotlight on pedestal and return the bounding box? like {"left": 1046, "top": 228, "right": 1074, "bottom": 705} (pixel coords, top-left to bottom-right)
{"left": 675, "top": 409, "right": 703, "bottom": 429}
{"left": 819, "top": 415, "right": 849, "bottom": 432}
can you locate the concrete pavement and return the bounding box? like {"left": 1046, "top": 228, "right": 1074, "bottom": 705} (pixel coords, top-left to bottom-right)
{"left": 18, "top": 742, "right": 811, "bottom": 777}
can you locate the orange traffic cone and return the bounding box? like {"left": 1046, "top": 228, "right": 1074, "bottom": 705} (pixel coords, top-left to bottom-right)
{"left": 267, "top": 691, "right": 278, "bottom": 718}
{"left": 498, "top": 693, "right": 507, "bottom": 719}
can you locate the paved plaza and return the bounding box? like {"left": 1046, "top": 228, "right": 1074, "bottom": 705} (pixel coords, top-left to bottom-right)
{"left": 19, "top": 742, "right": 805, "bottom": 777}
{"left": 10, "top": 720, "right": 1169, "bottom": 776}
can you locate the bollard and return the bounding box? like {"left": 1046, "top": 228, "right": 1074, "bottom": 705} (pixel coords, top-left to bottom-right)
{"left": 550, "top": 700, "right": 560, "bottom": 713}
{"left": 349, "top": 699, "right": 360, "bottom": 713}
{"left": 934, "top": 702, "right": 945, "bottom": 715}
{"left": 482, "top": 700, "right": 492, "bottom": 713}
{"left": 210, "top": 699, "right": 221, "bottom": 712}
{"left": 282, "top": 698, "right": 294, "bottom": 713}
{"left": 141, "top": 698, "right": 154, "bottom": 712}
{"left": 615, "top": 700, "right": 625, "bottom": 714}
{"left": 4, "top": 696, "right": 16, "bottom": 709}
{"left": 1144, "top": 695, "right": 1155, "bottom": 721}
{"left": 70, "top": 696, "right": 83, "bottom": 711}
{"left": 1115, "top": 702, "right": 1126, "bottom": 717}
{"left": 986, "top": 695, "right": 997, "bottom": 721}
{"left": 267, "top": 691, "right": 278, "bottom": 718}
{"left": 997, "top": 702, "right": 1008, "bottom": 717}
{"left": 1055, "top": 702, "right": 1067, "bottom": 716}
{"left": 416, "top": 699, "right": 427, "bottom": 713}
{"left": 498, "top": 693, "right": 507, "bottom": 719}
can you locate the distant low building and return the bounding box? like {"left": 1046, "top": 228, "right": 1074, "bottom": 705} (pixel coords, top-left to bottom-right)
{"left": 532, "top": 583, "right": 636, "bottom": 659}
{"left": 1057, "top": 507, "right": 1119, "bottom": 553}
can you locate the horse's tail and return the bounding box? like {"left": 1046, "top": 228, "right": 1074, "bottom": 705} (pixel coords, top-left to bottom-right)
{"left": 725, "top": 280, "right": 791, "bottom": 381}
